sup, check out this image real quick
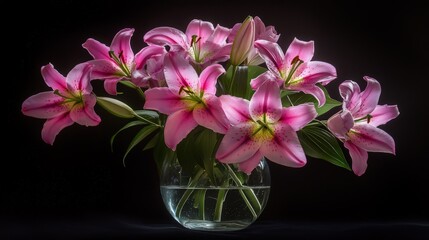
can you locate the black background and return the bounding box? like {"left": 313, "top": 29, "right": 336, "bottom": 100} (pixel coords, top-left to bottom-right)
{"left": 4, "top": 0, "right": 428, "bottom": 238}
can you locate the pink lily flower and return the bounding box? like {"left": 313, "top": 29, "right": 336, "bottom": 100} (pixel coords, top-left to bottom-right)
{"left": 228, "top": 16, "right": 280, "bottom": 66}
{"left": 144, "top": 19, "right": 231, "bottom": 67}
{"left": 251, "top": 39, "right": 337, "bottom": 106}
{"left": 327, "top": 76, "right": 399, "bottom": 176}
{"left": 22, "top": 63, "right": 101, "bottom": 145}
{"left": 216, "top": 80, "right": 317, "bottom": 174}
{"left": 83, "top": 28, "right": 166, "bottom": 94}
{"left": 144, "top": 52, "right": 229, "bottom": 150}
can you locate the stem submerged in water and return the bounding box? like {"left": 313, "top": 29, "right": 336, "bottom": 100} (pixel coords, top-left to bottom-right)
{"left": 174, "top": 164, "right": 263, "bottom": 222}
{"left": 225, "top": 164, "right": 262, "bottom": 219}
{"left": 197, "top": 189, "right": 207, "bottom": 220}
{"left": 214, "top": 179, "right": 230, "bottom": 222}
{"left": 174, "top": 169, "right": 205, "bottom": 218}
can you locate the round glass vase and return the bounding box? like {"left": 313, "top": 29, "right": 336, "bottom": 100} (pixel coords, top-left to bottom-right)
{"left": 159, "top": 157, "right": 271, "bottom": 231}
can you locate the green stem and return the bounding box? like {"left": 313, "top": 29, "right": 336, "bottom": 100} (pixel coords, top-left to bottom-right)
{"left": 119, "top": 81, "right": 146, "bottom": 100}
{"left": 228, "top": 65, "right": 237, "bottom": 94}
{"left": 225, "top": 164, "right": 261, "bottom": 219}
{"left": 238, "top": 187, "right": 257, "bottom": 219}
{"left": 197, "top": 189, "right": 207, "bottom": 220}
{"left": 174, "top": 169, "right": 205, "bottom": 218}
{"left": 214, "top": 179, "right": 230, "bottom": 222}
{"left": 286, "top": 95, "right": 294, "bottom": 106}
{"left": 135, "top": 87, "right": 145, "bottom": 100}
{"left": 133, "top": 114, "right": 162, "bottom": 128}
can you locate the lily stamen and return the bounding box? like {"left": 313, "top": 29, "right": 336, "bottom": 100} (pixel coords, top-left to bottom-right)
{"left": 354, "top": 114, "right": 372, "bottom": 123}
{"left": 284, "top": 56, "right": 303, "bottom": 85}
{"left": 109, "top": 50, "right": 132, "bottom": 77}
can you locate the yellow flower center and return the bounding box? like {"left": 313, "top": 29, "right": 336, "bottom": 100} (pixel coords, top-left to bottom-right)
{"left": 252, "top": 114, "right": 275, "bottom": 141}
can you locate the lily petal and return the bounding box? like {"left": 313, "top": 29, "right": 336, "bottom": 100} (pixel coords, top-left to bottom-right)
{"left": 349, "top": 124, "right": 395, "bottom": 154}
{"left": 238, "top": 152, "right": 264, "bottom": 175}
{"left": 41, "top": 63, "right": 67, "bottom": 92}
{"left": 66, "top": 63, "right": 93, "bottom": 93}
{"left": 279, "top": 103, "right": 317, "bottom": 131}
{"left": 216, "top": 122, "right": 261, "bottom": 163}
{"left": 293, "top": 61, "right": 337, "bottom": 85}
{"left": 260, "top": 123, "right": 306, "bottom": 167}
{"left": 219, "top": 95, "right": 251, "bottom": 125}
{"left": 41, "top": 113, "right": 74, "bottom": 145}
{"left": 22, "top": 92, "right": 68, "bottom": 119}
{"left": 69, "top": 94, "right": 100, "bottom": 126}
{"left": 327, "top": 110, "right": 354, "bottom": 139}
{"left": 344, "top": 141, "right": 368, "bottom": 176}
{"left": 285, "top": 38, "right": 314, "bottom": 65}
{"left": 144, "top": 27, "right": 188, "bottom": 49}
{"left": 193, "top": 95, "right": 229, "bottom": 134}
{"left": 134, "top": 45, "right": 166, "bottom": 70}
{"left": 339, "top": 80, "right": 362, "bottom": 114}
{"left": 164, "top": 109, "right": 198, "bottom": 150}
{"left": 202, "top": 43, "right": 232, "bottom": 65}
{"left": 144, "top": 87, "right": 187, "bottom": 115}
{"left": 246, "top": 47, "right": 265, "bottom": 66}
{"left": 206, "top": 24, "right": 230, "bottom": 45}
{"left": 290, "top": 84, "right": 326, "bottom": 107}
{"left": 250, "top": 71, "right": 281, "bottom": 90}
{"left": 88, "top": 59, "right": 122, "bottom": 80}
{"left": 186, "top": 19, "right": 214, "bottom": 44}
{"left": 103, "top": 78, "right": 122, "bottom": 95}
{"left": 227, "top": 23, "right": 240, "bottom": 42}
{"left": 254, "top": 16, "right": 266, "bottom": 37}
{"left": 257, "top": 24, "right": 279, "bottom": 42}
{"left": 255, "top": 40, "right": 285, "bottom": 73}
{"left": 82, "top": 38, "right": 111, "bottom": 60}
{"left": 145, "top": 56, "right": 165, "bottom": 83}
{"left": 355, "top": 76, "right": 381, "bottom": 117}
{"left": 199, "top": 64, "right": 225, "bottom": 94}
{"left": 163, "top": 52, "right": 199, "bottom": 93}
{"left": 254, "top": 16, "right": 279, "bottom": 42}
{"left": 369, "top": 104, "right": 400, "bottom": 127}
{"left": 250, "top": 80, "right": 282, "bottom": 122}
{"left": 110, "top": 28, "right": 135, "bottom": 64}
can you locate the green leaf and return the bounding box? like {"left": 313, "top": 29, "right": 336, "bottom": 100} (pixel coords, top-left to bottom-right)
{"left": 176, "top": 127, "right": 205, "bottom": 175}
{"left": 134, "top": 110, "right": 159, "bottom": 122}
{"left": 142, "top": 133, "right": 160, "bottom": 151}
{"left": 153, "top": 131, "right": 176, "bottom": 173}
{"left": 219, "top": 65, "right": 266, "bottom": 99}
{"left": 298, "top": 124, "right": 351, "bottom": 171}
{"left": 195, "top": 129, "right": 218, "bottom": 184}
{"left": 246, "top": 65, "right": 266, "bottom": 98}
{"left": 110, "top": 121, "right": 146, "bottom": 151}
{"left": 218, "top": 66, "right": 233, "bottom": 95}
{"left": 247, "top": 65, "right": 267, "bottom": 79}
{"left": 123, "top": 125, "right": 158, "bottom": 165}
{"left": 282, "top": 85, "right": 341, "bottom": 116}
{"left": 281, "top": 90, "right": 298, "bottom": 98}
{"left": 175, "top": 127, "right": 219, "bottom": 183}
{"left": 231, "top": 66, "right": 249, "bottom": 98}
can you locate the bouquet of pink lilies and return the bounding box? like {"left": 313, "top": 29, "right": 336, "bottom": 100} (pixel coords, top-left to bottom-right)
{"left": 22, "top": 16, "right": 399, "bottom": 179}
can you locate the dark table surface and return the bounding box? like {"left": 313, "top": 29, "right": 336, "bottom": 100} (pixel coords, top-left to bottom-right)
{"left": 2, "top": 216, "right": 428, "bottom": 240}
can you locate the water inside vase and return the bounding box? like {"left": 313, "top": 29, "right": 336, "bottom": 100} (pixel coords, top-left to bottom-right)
{"left": 160, "top": 186, "right": 270, "bottom": 231}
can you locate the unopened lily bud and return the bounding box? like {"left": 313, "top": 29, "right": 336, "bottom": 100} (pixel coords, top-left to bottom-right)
{"left": 230, "top": 16, "right": 255, "bottom": 66}
{"left": 97, "top": 97, "right": 136, "bottom": 118}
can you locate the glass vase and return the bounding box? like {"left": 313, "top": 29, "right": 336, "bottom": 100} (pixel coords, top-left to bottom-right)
{"left": 159, "top": 157, "right": 271, "bottom": 231}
